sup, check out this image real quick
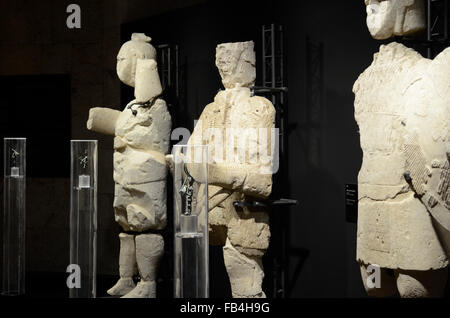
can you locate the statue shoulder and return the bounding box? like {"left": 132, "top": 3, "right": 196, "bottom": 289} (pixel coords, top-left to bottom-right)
{"left": 151, "top": 98, "right": 172, "bottom": 121}
{"left": 198, "top": 101, "right": 218, "bottom": 121}
{"left": 152, "top": 98, "right": 168, "bottom": 112}
{"left": 249, "top": 95, "right": 276, "bottom": 117}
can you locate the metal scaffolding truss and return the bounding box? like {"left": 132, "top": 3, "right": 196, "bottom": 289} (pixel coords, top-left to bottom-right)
{"left": 254, "top": 23, "right": 296, "bottom": 299}
{"left": 426, "top": 0, "right": 450, "bottom": 57}
{"left": 397, "top": 0, "right": 449, "bottom": 58}
{"left": 259, "top": 24, "right": 287, "bottom": 104}
{"left": 428, "top": 0, "right": 449, "bottom": 41}
{"left": 256, "top": 24, "right": 288, "bottom": 165}
{"left": 156, "top": 44, "right": 180, "bottom": 98}
{"left": 262, "top": 25, "right": 285, "bottom": 89}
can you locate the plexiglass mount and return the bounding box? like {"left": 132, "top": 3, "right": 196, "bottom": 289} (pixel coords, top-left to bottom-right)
{"left": 69, "top": 140, "right": 97, "bottom": 298}
{"left": 173, "top": 144, "right": 209, "bottom": 298}
{"left": 2, "top": 138, "right": 26, "bottom": 296}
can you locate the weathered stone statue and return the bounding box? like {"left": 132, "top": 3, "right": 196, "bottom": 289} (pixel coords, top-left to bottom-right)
{"left": 184, "top": 41, "right": 276, "bottom": 297}
{"left": 87, "top": 33, "right": 172, "bottom": 298}
{"left": 365, "top": 0, "right": 425, "bottom": 39}
{"left": 353, "top": 42, "right": 450, "bottom": 297}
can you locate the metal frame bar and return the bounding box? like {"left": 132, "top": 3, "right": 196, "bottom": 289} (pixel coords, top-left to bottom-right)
{"left": 157, "top": 44, "right": 180, "bottom": 98}
{"left": 258, "top": 23, "right": 292, "bottom": 299}
{"left": 426, "top": 0, "right": 449, "bottom": 58}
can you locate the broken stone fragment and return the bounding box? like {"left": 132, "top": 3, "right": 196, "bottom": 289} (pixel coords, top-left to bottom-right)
{"left": 227, "top": 216, "right": 270, "bottom": 251}
{"left": 223, "top": 238, "right": 266, "bottom": 298}
{"left": 365, "top": 0, "right": 425, "bottom": 40}
{"left": 87, "top": 107, "right": 121, "bottom": 136}
{"left": 215, "top": 41, "right": 256, "bottom": 89}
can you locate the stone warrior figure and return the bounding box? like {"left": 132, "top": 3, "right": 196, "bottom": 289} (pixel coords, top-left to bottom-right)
{"left": 354, "top": 0, "right": 449, "bottom": 298}
{"left": 354, "top": 0, "right": 450, "bottom": 297}
{"left": 181, "top": 41, "right": 276, "bottom": 297}
{"left": 87, "top": 33, "right": 172, "bottom": 298}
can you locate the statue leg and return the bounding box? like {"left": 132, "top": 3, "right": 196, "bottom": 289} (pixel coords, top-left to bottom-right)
{"left": 223, "top": 207, "right": 270, "bottom": 298}
{"left": 107, "top": 233, "right": 137, "bottom": 296}
{"left": 223, "top": 238, "right": 266, "bottom": 298}
{"left": 122, "top": 233, "right": 164, "bottom": 298}
{"left": 359, "top": 263, "right": 398, "bottom": 297}
{"left": 394, "top": 268, "right": 448, "bottom": 298}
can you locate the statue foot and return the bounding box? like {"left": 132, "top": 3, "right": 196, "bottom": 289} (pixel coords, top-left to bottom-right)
{"left": 395, "top": 269, "right": 448, "bottom": 298}
{"left": 121, "top": 280, "right": 156, "bottom": 298}
{"left": 107, "top": 277, "right": 136, "bottom": 296}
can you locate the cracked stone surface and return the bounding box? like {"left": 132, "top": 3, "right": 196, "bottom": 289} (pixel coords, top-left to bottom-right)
{"left": 215, "top": 41, "right": 256, "bottom": 89}
{"left": 223, "top": 238, "right": 266, "bottom": 298}
{"left": 365, "top": 0, "right": 425, "bottom": 40}
{"left": 186, "top": 41, "right": 275, "bottom": 297}
{"left": 353, "top": 42, "right": 450, "bottom": 270}
{"left": 87, "top": 33, "right": 171, "bottom": 297}
{"left": 112, "top": 98, "right": 171, "bottom": 232}
{"left": 227, "top": 215, "right": 270, "bottom": 251}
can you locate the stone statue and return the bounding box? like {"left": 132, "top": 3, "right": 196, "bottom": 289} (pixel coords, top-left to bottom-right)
{"left": 365, "top": 0, "right": 425, "bottom": 39}
{"left": 183, "top": 41, "right": 276, "bottom": 297}
{"left": 353, "top": 42, "right": 450, "bottom": 297}
{"left": 87, "top": 33, "right": 172, "bottom": 298}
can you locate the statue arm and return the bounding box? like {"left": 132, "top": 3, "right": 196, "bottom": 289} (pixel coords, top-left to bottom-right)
{"left": 87, "top": 107, "right": 121, "bottom": 136}
{"left": 208, "top": 165, "right": 272, "bottom": 198}
{"left": 183, "top": 98, "right": 275, "bottom": 198}
{"left": 209, "top": 97, "right": 275, "bottom": 198}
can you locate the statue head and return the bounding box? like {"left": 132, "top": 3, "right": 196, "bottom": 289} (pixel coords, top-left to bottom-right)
{"left": 215, "top": 41, "right": 256, "bottom": 89}
{"left": 365, "top": 0, "right": 425, "bottom": 40}
{"left": 116, "top": 33, "right": 157, "bottom": 87}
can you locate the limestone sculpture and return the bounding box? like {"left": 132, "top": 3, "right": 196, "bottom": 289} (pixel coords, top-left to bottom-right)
{"left": 183, "top": 41, "right": 276, "bottom": 297}
{"left": 353, "top": 42, "right": 450, "bottom": 297}
{"left": 365, "top": 0, "right": 425, "bottom": 40}
{"left": 86, "top": 33, "right": 172, "bottom": 298}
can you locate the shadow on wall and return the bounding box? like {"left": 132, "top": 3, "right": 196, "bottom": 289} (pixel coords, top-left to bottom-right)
{"left": 291, "top": 142, "right": 349, "bottom": 297}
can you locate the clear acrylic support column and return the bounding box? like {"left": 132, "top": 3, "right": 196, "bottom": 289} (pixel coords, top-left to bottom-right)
{"left": 173, "top": 145, "right": 209, "bottom": 298}
{"left": 70, "top": 140, "right": 97, "bottom": 298}
{"left": 2, "top": 138, "right": 26, "bottom": 296}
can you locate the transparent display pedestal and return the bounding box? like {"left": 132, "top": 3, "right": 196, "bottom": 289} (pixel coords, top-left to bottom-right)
{"left": 2, "top": 138, "right": 26, "bottom": 296}
{"left": 69, "top": 140, "right": 97, "bottom": 298}
{"left": 173, "top": 145, "right": 209, "bottom": 298}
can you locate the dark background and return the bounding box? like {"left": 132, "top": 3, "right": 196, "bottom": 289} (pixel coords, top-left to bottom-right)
{"left": 0, "top": 0, "right": 446, "bottom": 298}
